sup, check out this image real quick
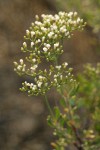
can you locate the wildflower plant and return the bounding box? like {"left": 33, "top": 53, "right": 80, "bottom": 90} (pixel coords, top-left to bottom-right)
{"left": 13, "top": 12, "right": 91, "bottom": 150}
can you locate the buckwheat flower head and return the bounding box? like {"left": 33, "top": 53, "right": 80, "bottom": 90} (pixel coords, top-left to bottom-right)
{"left": 14, "top": 11, "right": 85, "bottom": 95}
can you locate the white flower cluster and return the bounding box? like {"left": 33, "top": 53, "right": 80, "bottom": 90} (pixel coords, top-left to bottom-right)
{"left": 20, "top": 11, "right": 85, "bottom": 61}
{"left": 17, "top": 61, "right": 75, "bottom": 95}
{"left": 52, "top": 62, "right": 75, "bottom": 88}
{"left": 21, "top": 75, "right": 51, "bottom": 95}
{"left": 14, "top": 12, "right": 85, "bottom": 95}
{"left": 14, "top": 59, "right": 26, "bottom": 75}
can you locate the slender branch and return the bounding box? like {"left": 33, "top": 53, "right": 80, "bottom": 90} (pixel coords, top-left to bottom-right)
{"left": 71, "top": 124, "right": 84, "bottom": 150}
{"left": 44, "top": 95, "right": 54, "bottom": 116}
{"left": 61, "top": 91, "right": 84, "bottom": 150}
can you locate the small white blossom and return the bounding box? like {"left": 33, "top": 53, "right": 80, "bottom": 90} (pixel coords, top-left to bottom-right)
{"left": 37, "top": 81, "right": 42, "bottom": 88}
{"left": 30, "top": 83, "right": 33, "bottom": 87}
{"left": 23, "top": 42, "right": 27, "bottom": 47}
{"left": 55, "top": 14, "right": 59, "bottom": 20}
{"left": 54, "top": 78, "right": 57, "bottom": 83}
{"left": 46, "top": 44, "right": 51, "bottom": 49}
{"left": 45, "top": 83, "right": 48, "bottom": 87}
{"left": 14, "top": 68, "right": 16, "bottom": 71}
{"left": 35, "top": 15, "right": 39, "bottom": 20}
{"left": 27, "top": 83, "right": 30, "bottom": 86}
{"left": 77, "top": 17, "right": 81, "bottom": 23}
{"left": 52, "top": 25, "right": 57, "bottom": 30}
{"left": 59, "top": 11, "right": 65, "bottom": 16}
{"left": 67, "top": 19, "right": 72, "bottom": 24}
{"left": 68, "top": 73, "right": 71, "bottom": 76}
{"left": 25, "top": 81, "right": 27, "bottom": 84}
{"left": 17, "top": 65, "right": 22, "bottom": 71}
{"left": 65, "top": 31, "right": 69, "bottom": 36}
{"left": 48, "top": 32, "right": 54, "bottom": 38}
{"left": 20, "top": 59, "right": 23, "bottom": 65}
{"left": 41, "top": 14, "right": 45, "bottom": 18}
{"left": 35, "top": 21, "right": 42, "bottom": 26}
{"left": 60, "top": 26, "right": 67, "bottom": 33}
{"left": 26, "top": 30, "right": 30, "bottom": 35}
{"left": 43, "top": 47, "right": 48, "bottom": 52}
{"left": 54, "top": 43, "right": 59, "bottom": 49}
{"left": 38, "top": 51, "right": 40, "bottom": 54}
{"left": 66, "top": 76, "right": 68, "bottom": 79}
{"left": 46, "top": 15, "right": 53, "bottom": 20}
{"left": 31, "top": 22, "right": 34, "bottom": 26}
{"left": 68, "top": 12, "right": 73, "bottom": 18}
{"left": 54, "top": 34, "right": 57, "bottom": 39}
{"left": 31, "top": 31, "right": 35, "bottom": 37}
{"left": 37, "top": 39, "right": 41, "bottom": 43}
{"left": 32, "top": 58, "right": 36, "bottom": 63}
{"left": 42, "top": 36, "right": 45, "bottom": 41}
{"left": 32, "top": 85, "right": 37, "bottom": 90}
{"left": 41, "top": 27, "right": 47, "bottom": 32}
{"left": 70, "top": 79, "right": 73, "bottom": 82}
{"left": 56, "top": 65, "right": 61, "bottom": 70}
{"left": 21, "top": 47, "right": 24, "bottom": 51}
{"left": 60, "top": 75, "right": 63, "bottom": 80}
{"left": 49, "top": 71, "right": 52, "bottom": 76}
{"left": 31, "top": 42, "right": 34, "bottom": 48}
{"left": 30, "top": 65, "right": 38, "bottom": 72}
{"left": 74, "top": 12, "right": 78, "bottom": 17}
{"left": 54, "top": 75, "right": 57, "bottom": 78}
{"left": 39, "top": 75, "right": 44, "bottom": 80}
{"left": 14, "top": 62, "right": 18, "bottom": 66}
{"left": 63, "top": 62, "right": 68, "bottom": 68}
{"left": 46, "top": 19, "right": 51, "bottom": 23}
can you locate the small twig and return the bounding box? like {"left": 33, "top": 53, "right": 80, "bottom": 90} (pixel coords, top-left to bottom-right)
{"left": 71, "top": 124, "right": 84, "bottom": 150}
{"left": 44, "top": 95, "right": 54, "bottom": 116}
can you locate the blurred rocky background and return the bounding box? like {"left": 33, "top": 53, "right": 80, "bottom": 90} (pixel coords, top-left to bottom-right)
{"left": 0, "top": 0, "right": 100, "bottom": 150}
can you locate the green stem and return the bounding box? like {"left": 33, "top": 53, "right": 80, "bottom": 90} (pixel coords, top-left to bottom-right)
{"left": 44, "top": 95, "right": 53, "bottom": 116}
{"left": 59, "top": 85, "right": 74, "bottom": 119}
